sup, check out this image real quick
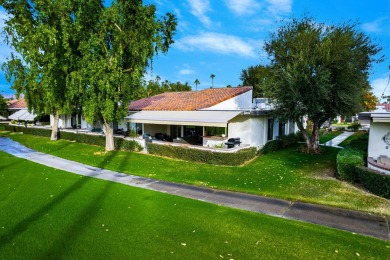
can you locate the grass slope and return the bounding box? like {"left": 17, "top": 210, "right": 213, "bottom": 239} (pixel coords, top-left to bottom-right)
{"left": 0, "top": 151, "right": 389, "bottom": 259}
{"left": 2, "top": 131, "right": 390, "bottom": 216}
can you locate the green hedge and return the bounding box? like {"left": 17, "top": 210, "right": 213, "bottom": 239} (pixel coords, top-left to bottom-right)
{"left": 1, "top": 124, "right": 52, "bottom": 137}
{"left": 336, "top": 147, "right": 364, "bottom": 182}
{"left": 147, "top": 143, "right": 257, "bottom": 166}
{"left": 356, "top": 166, "right": 390, "bottom": 199}
{"left": 260, "top": 133, "right": 300, "bottom": 154}
{"left": 1, "top": 124, "right": 142, "bottom": 152}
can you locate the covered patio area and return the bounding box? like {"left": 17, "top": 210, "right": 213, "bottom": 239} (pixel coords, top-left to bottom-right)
{"left": 125, "top": 110, "right": 245, "bottom": 148}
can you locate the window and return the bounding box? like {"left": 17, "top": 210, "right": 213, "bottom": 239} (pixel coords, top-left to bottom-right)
{"left": 267, "top": 119, "right": 274, "bottom": 140}
{"left": 279, "top": 121, "right": 286, "bottom": 137}
{"left": 204, "top": 126, "right": 225, "bottom": 137}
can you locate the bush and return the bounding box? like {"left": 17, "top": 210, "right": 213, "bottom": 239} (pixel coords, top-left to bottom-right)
{"left": 261, "top": 140, "right": 284, "bottom": 154}
{"left": 336, "top": 147, "right": 364, "bottom": 182}
{"left": 1, "top": 124, "right": 142, "bottom": 152}
{"left": 356, "top": 166, "right": 390, "bottom": 199}
{"left": 347, "top": 122, "right": 361, "bottom": 132}
{"left": 261, "top": 133, "right": 300, "bottom": 154}
{"left": 147, "top": 143, "right": 257, "bottom": 166}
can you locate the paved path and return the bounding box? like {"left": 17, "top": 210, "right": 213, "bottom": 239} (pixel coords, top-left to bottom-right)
{"left": 0, "top": 136, "right": 389, "bottom": 241}
{"left": 323, "top": 131, "right": 355, "bottom": 148}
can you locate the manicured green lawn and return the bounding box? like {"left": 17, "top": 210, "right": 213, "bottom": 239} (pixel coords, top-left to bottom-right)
{"left": 339, "top": 131, "right": 368, "bottom": 147}
{"left": 319, "top": 130, "right": 343, "bottom": 144}
{"left": 0, "top": 151, "right": 388, "bottom": 259}
{"left": 2, "top": 131, "right": 390, "bottom": 216}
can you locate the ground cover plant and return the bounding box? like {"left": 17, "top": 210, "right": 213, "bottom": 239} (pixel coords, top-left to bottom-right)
{"left": 0, "top": 151, "right": 389, "bottom": 259}
{"left": 1, "top": 131, "right": 390, "bottom": 216}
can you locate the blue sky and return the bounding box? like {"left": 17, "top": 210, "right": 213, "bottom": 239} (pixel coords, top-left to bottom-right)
{"left": 1, "top": 0, "right": 390, "bottom": 100}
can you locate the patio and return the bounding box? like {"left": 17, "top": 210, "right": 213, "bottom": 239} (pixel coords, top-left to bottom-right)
{"left": 367, "top": 156, "right": 390, "bottom": 175}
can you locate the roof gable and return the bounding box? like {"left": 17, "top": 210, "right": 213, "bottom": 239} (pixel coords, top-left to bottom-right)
{"left": 129, "top": 86, "right": 252, "bottom": 111}
{"left": 7, "top": 98, "right": 27, "bottom": 109}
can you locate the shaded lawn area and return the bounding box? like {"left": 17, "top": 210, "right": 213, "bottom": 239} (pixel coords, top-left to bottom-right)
{"left": 0, "top": 151, "right": 389, "bottom": 259}
{"left": 2, "top": 131, "right": 390, "bottom": 216}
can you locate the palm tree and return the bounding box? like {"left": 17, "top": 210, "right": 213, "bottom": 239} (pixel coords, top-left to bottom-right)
{"left": 194, "top": 79, "right": 200, "bottom": 91}
{"left": 210, "top": 74, "right": 215, "bottom": 88}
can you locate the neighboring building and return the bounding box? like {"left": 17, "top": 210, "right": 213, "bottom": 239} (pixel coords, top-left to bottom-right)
{"left": 365, "top": 104, "right": 390, "bottom": 174}
{"left": 126, "top": 86, "right": 298, "bottom": 149}
{"left": 7, "top": 98, "right": 37, "bottom": 122}
{"left": 7, "top": 98, "right": 27, "bottom": 116}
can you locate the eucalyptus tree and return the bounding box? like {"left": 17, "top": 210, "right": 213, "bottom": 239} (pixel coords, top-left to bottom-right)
{"left": 264, "top": 17, "right": 382, "bottom": 153}
{"left": 1, "top": 0, "right": 98, "bottom": 140}
{"left": 80, "top": 0, "right": 177, "bottom": 151}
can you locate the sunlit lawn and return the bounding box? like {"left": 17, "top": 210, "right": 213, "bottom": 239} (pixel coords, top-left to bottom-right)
{"left": 339, "top": 131, "right": 368, "bottom": 147}
{"left": 1, "top": 131, "right": 390, "bottom": 216}
{"left": 0, "top": 151, "right": 389, "bottom": 259}
{"left": 319, "top": 130, "right": 343, "bottom": 143}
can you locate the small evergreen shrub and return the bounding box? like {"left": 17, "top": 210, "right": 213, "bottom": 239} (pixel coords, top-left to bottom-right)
{"left": 347, "top": 122, "right": 361, "bottom": 132}
{"left": 356, "top": 166, "right": 390, "bottom": 199}
{"left": 261, "top": 140, "right": 284, "bottom": 154}
{"left": 336, "top": 147, "right": 364, "bottom": 182}
{"left": 261, "top": 133, "right": 300, "bottom": 154}
{"left": 147, "top": 143, "right": 256, "bottom": 166}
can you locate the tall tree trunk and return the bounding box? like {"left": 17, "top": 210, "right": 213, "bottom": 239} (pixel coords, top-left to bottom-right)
{"left": 51, "top": 111, "right": 59, "bottom": 141}
{"left": 103, "top": 121, "right": 115, "bottom": 151}
{"left": 307, "top": 121, "right": 320, "bottom": 153}
{"left": 296, "top": 119, "right": 320, "bottom": 154}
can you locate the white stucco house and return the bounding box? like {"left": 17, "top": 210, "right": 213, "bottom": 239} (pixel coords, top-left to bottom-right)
{"left": 7, "top": 98, "right": 37, "bottom": 122}
{"left": 364, "top": 104, "right": 390, "bottom": 174}
{"left": 125, "top": 86, "right": 298, "bottom": 149}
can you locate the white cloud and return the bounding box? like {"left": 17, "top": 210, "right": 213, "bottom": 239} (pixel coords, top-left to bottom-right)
{"left": 362, "top": 17, "right": 388, "bottom": 33}
{"left": 224, "top": 0, "right": 261, "bottom": 16}
{"left": 187, "top": 0, "right": 211, "bottom": 28}
{"left": 179, "top": 69, "right": 196, "bottom": 75}
{"left": 266, "top": 0, "right": 292, "bottom": 15}
{"left": 371, "top": 76, "right": 390, "bottom": 100}
{"left": 175, "top": 32, "right": 259, "bottom": 58}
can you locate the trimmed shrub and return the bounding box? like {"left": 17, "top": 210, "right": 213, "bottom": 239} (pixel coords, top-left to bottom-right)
{"left": 1, "top": 124, "right": 142, "bottom": 152}
{"left": 356, "top": 166, "right": 390, "bottom": 199}
{"left": 261, "top": 133, "right": 300, "bottom": 154}
{"left": 260, "top": 140, "right": 283, "bottom": 154}
{"left": 347, "top": 136, "right": 369, "bottom": 154}
{"left": 147, "top": 143, "right": 257, "bottom": 166}
{"left": 347, "top": 122, "right": 361, "bottom": 132}
{"left": 336, "top": 147, "right": 364, "bottom": 182}
{"left": 1, "top": 124, "right": 52, "bottom": 137}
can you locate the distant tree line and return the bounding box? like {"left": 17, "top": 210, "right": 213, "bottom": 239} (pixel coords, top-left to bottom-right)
{"left": 133, "top": 76, "right": 192, "bottom": 99}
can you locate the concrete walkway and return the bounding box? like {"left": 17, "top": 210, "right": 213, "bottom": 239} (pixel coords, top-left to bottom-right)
{"left": 323, "top": 131, "right": 355, "bottom": 148}
{"left": 0, "top": 136, "right": 389, "bottom": 241}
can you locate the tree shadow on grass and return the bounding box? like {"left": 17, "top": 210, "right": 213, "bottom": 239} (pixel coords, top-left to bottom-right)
{"left": 47, "top": 141, "right": 73, "bottom": 154}
{"left": 41, "top": 180, "right": 115, "bottom": 258}
{"left": 0, "top": 175, "right": 93, "bottom": 250}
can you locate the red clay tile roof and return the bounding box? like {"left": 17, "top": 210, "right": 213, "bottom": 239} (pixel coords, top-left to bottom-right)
{"left": 7, "top": 98, "right": 27, "bottom": 109}
{"left": 129, "top": 86, "right": 253, "bottom": 111}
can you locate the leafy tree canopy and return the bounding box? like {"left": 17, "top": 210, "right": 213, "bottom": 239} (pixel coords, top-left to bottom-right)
{"left": 240, "top": 65, "right": 272, "bottom": 98}
{"left": 264, "top": 16, "right": 382, "bottom": 153}
{"left": 0, "top": 94, "right": 8, "bottom": 117}
{"left": 134, "top": 77, "right": 192, "bottom": 99}
{"left": 1, "top": 0, "right": 97, "bottom": 139}
{"left": 79, "top": 0, "right": 177, "bottom": 150}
